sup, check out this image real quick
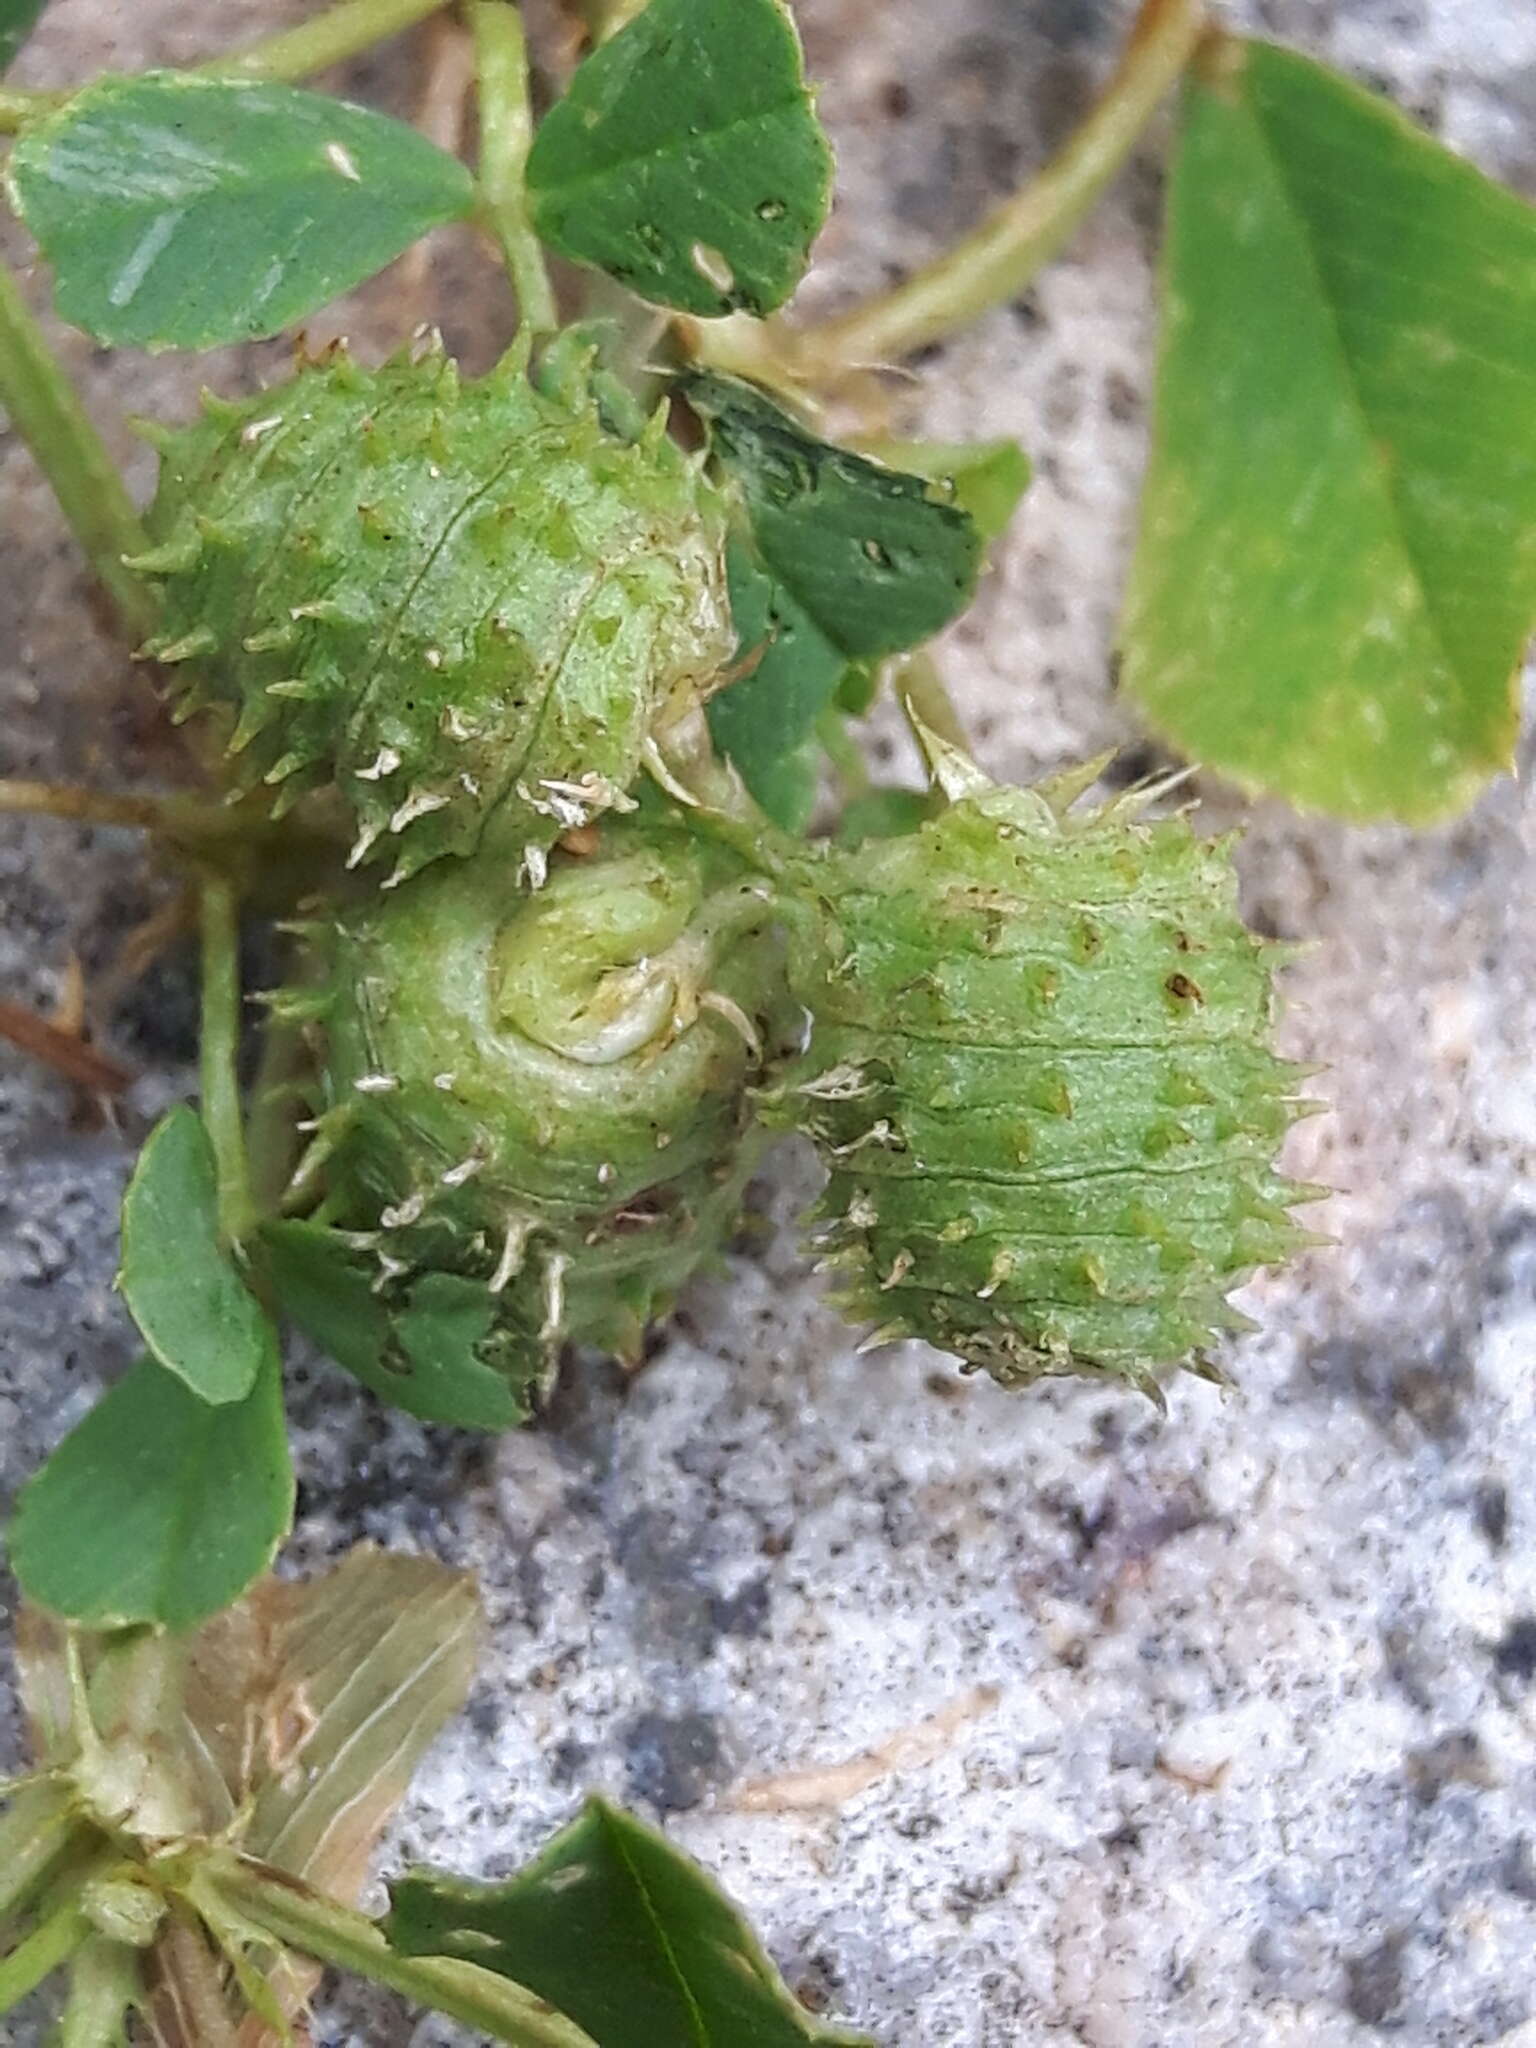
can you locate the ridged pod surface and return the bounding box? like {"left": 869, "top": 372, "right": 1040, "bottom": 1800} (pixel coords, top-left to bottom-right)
{"left": 774, "top": 766, "right": 1314, "bottom": 1396}
{"left": 134, "top": 342, "right": 732, "bottom": 883}
{"left": 290, "top": 815, "right": 798, "bottom": 1377}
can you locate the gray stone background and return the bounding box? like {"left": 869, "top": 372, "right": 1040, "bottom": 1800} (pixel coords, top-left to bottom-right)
{"left": 3, "top": 1, "right": 1536, "bottom": 2042}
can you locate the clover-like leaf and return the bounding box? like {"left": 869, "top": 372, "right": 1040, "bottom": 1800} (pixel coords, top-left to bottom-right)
{"left": 386, "top": 1796, "right": 872, "bottom": 2047}
{"left": 7, "top": 72, "right": 476, "bottom": 350}
{"left": 7, "top": 1353, "right": 292, "bottom": 1630}
{"left": 526, "top": 0, "right": 832, "bottom": 317}
{"left": 263, "top": 1220, "right": 529, "bottom": 1431}
{"left": 1121, "top": 38, "right": 1536, "bottom": 821}
{"left": 120, "top": 1105, "right": 276, "bottom": 1405}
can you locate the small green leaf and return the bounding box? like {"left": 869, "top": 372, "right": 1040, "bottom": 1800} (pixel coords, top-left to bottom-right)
{"left": 855, "top": 436, "right": 1031, "bottom": 547}
{"left": 693, "top": 379, "right": 982, "bottom": 822}
{"left": 263, "top": 1220, "right": 529, "bottom": 1431}
{"left": 688, "top": 373, "right": 983, "bottom": 658}
{"left": 526, "top": 0, "right": 832, "bottom": 317}
{"left": 385, "top": 1796, "right": 872, "bottom": 2047}
{"left": 119, "top": 1106, "right": 276, "bottom": 1406}
{"left": 0, "top": 0, "right": 48, "bottom": 74}
{"left": 8, "top": 1354, "right": 292, "bottom": 1631}
{"left": 707, "top": 538, "right": 845, "bottom": 829}
{"left": 7, "top": 72, "right": 476, "bottom": 350}
{"left": 1121, "top": 39, "right": 1536, "bottom": 821}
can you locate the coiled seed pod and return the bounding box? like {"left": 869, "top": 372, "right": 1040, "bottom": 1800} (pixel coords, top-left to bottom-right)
{"left": 773, "top": 751, "right": 1314, "bottom": 1397}
{"left": 285, "top": 813, "right": 798, "bottom": 1377}
{"left": 133, "top": 341, "right": 731, "bottom": 884}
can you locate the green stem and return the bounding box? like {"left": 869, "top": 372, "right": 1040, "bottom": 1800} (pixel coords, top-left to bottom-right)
{"left": 204, "top": 0, "right": 450, "bottom": 84}
{"left": 244, "top": 1012, "right": 309, "bottom": 1224}
{"left": 197, "top": 1858, "right": 596, "bottom": 2048}
{"left": 0, "top": 260, "right": 152, "bottom": 636}
{"left": 723, "top": 0, "right": 1205, "bottom": 391}
{"left": 198, "top": 877, "right": 256, "bottom": 1247}
{"left": 0, "top": 1789, "right": 79, "bottom": 1929}
{"left": 470, "top": 2, "right": 558, "bottom": 332}
{"left": 0, "top": 0, "right": 451, "bottom": 129}
{"left": 0, "top": 1895, "right": 90, "bottom": 2016}
{"left": 56, "top": 1935, "right": 141, "bottom": 2048}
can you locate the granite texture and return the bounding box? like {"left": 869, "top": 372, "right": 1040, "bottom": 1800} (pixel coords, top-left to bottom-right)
{"left": 4, "top": 2, "right": 1536, "bottom": 2044}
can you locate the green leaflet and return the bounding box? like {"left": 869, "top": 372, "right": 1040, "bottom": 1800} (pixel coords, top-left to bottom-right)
{"left": 119, "top": 1105, "right": 277, "bottom": 1406}
{"left": 690, "top": 375, "right": 983, "bottom": 823}
{"left": 385, "top": 1797, "right": 872, "bottom": 2047}
{"left": 263, "top": 1221, "right": 530, "bottom": 1431}
{"left": 7, "top": 1353, "right": 292, "bottom": 1630}
{"left": 526, "top": 0, "right": 831, "bottom": 318}
{"left": 1121, "top": 39, "right": 1536, "bottom": 821}
{"left": 7, "top": 72, "right": 475, "bottom": 350}
{"left": 688, "top": 374, "right": 983, "bottom": 659}
{"left": 708, "top": 539, "right": 848, "bottom": 830}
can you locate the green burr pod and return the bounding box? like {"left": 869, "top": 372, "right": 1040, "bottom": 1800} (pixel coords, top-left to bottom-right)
{"left": 287, "top": 812, "right": 799, "bottom": 1381}
{"left": 132, "top": 339, "right": 731, "bottom": 883}
{"left": 773, "top": 750, "right": 1319, "bottom": 1398}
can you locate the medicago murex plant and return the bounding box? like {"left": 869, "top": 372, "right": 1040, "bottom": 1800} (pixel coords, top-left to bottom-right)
{"left": 0, "top": 0, "right": 1531, "bottom": 2038}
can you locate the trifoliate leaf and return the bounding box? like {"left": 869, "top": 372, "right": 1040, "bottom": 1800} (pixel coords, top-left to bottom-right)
{"left": 7, "top": 72, "right": 475, "bottom": 349}
{"left": 1121, "top": 38, "right": 1536, "bottom": 821}
{"left": 262, "top": 1221, "right": 529, "bottom": 1431}
{"left": 526, "top": 0, "right": 831, "bottom": 317}
{"left": 119, "top": 1105, "right": 276, "bottom": 1405}
{"left": 385, "top": 1796, "right": 872, "bottom": 2046}
{"left": 8, "top": 1353, "right": 291, "bottom": 1630}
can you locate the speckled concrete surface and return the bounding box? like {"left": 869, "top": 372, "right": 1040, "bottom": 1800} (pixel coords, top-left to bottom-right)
{"left": 4, "top": 3, "right": 1536, "bottom": 2044}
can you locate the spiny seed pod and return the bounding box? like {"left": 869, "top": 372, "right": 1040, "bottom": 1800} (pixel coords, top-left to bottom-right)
{"left": 772, "top": 745, "right": 1319, "bottom": 1398}
{"left": 132, "top": 339, "right": 731, "bottom": 885}
{"left": 281, "top": 814, "right": 799, "bottom": 1378}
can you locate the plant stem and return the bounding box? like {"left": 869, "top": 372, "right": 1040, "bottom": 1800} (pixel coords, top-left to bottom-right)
{"left": 729, "top": 0, "right": 1205, "bottom": 391}
{"left": 0, "top": 1788, "right": 79, "bottom": 1929}
{"left": 197, "top": 1858, "right": 596, "bottom": 2048}
{"left": 199, "top": 877, "right": 256, "bottom": 1247}
{"left": 204, "top": 0, "right": 450, "bottom": 84}
{"left": 470, "top": 2, "right": 558, "bottom": 332}
{"left": 0, "top": 260, "right": 153, "bottom": 636}
{"left": 0, "top": 0, "right": 452, "bottom": 129}
{"left": 56, "top": 1935, "right": 141, "bottom": 2048}
{"left": 0, "top": 1895, "right": 90, "bottom": 2016}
